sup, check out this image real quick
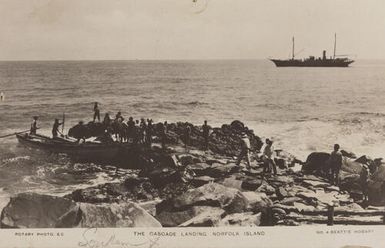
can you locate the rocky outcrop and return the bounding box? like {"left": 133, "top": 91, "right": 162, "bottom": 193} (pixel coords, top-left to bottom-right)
{"left": 302, "top": 152, "right": 330, "bottom": 176}
{"left": 155, "top": 183, "right": 272, "bottom": 227}
{"left": 3, "top": 119, "right": 385, "bottom": 227}
{"left": 1, "top": 193, "right": 76, "bottom": 228}
{"left": 0, "top": 192, "right": 162, "bottom": 228}
{"left": 368, "top": 165, "right": 385, "bottom": 205}
{"left": 56, "top": 202, "right": 161, "bottom": 228}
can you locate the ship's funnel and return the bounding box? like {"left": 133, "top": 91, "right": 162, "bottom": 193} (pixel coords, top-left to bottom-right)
{"left": 322, "top": 50, "right": 326, "bottom": 60}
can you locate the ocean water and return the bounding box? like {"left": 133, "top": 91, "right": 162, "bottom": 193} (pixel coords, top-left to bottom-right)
{"left": 1, "top": 59, "right": 385, "bottom": 209}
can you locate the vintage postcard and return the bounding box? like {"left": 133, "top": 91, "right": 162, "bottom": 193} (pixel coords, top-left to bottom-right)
{"left": 0, "top": 0, "right": 384, "bottom": 247}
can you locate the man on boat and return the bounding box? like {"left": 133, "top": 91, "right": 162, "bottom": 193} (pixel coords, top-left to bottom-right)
{"left": 93, "top": 102, "right": 100, "bottom": 122}
{"left": 30, "top": 116, "right": 39, "bottom": 135}
{"left": 52, "top": 119, "right": 63, "bottom": 139}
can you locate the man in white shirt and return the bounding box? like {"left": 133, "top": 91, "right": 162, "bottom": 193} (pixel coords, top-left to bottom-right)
{"left": 263, "top": 139, "right": 277, "bottom": 176}
{"left": 236, "top": 132, "right": 251, "bottom": 170}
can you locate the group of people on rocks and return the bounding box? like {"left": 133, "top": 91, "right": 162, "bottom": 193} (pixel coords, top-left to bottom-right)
{"left": 28, "top": 102, "right": 377, "bottom": 197}
{"left": 236, "top": 133, "right": 277, "bottom": 177}
{"left": 93, "top": 102, "right": 210, "bottom": 150}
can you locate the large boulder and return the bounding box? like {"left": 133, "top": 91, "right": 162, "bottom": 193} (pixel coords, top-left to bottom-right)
{"left": 218, "top": 212, "right": 262, "bottom": 226}
{"left": 302, "top": 152, "right": 330, "bottom": 176}
{"left": 0, "top": 193, "right": 77, "bottom": 228}
{"left": 155, "top": 183, "right": 272, "bottom": 227}
{"left": 178, "top": 208, "right": 226, "bottom": 227}
{"left": 156, "top": 206, "right": 221, "bottom": 227}
{"left": 69, "top": 177, "right": 158, "bottom": 203}
{"left": 164, "top": 121, "right": 262, "bottom": 156}
{"left": 241, "top": 191, "right": 272, "bottom": 212}
{"left": 342, "top": 158, "right": 363, "bottom": 175}
{"left": 162, "top": 183, "right": 248, "bottom": 213}
{"left": 68, "top": 122, "right": 105, "bottom": 140}
{"left": 56, "top": 202, "right": 162, "bottom": 228}
{"left": 368, "top": 165, "right": 385, "bottom": 205}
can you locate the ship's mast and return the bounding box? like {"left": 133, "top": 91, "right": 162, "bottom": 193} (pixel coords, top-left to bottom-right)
{"left": 292, "top": 37, "right": 295, "bottom": 60}
{"left": 333, "top": 33, "right": 336, "bottom": 59}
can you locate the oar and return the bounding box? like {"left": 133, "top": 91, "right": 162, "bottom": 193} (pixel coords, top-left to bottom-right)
{"left": 0, "top": 129, "right": 30, "bottom": 139}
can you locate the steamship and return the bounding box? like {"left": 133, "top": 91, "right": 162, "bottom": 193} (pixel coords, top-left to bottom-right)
{"left": 270, "top": 34, "right": 354, "bottom": 67}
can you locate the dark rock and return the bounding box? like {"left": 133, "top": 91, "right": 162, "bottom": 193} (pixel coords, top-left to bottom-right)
{"left": 339, "top": 172, "right": 361, "bottom": 192}
{"left": 342, "top": 158, "right": 363, "bottom": 175}
{"left": 138, "top": 200, "right": 162, "bottom": 217}
{"left": 190, "top": 176, "right": 215, "bottom": 187}
{"left": 56, "top": 202, "right": 162, "bottom": 228}
{"left": 355, "top": 155, "right": 373, "bottom": 165}
{"left": 156, "top": 183, "right": 267, "bottom": 220}
{"left": 268, "top": 176, "right": 294, "bottom": 187}
{"left": 186, "top": 163, "right": 211, "bottom": 176}
{"left": 170, "top": 183, "right": 248, "bottom": 213}
{"left": 340, "top": 150, "right": 357, "bottom": 159}
{"left": 204, "top": 163, "right": 240, "bottom": 178}
{"left": 241, "top": 178, "right": 263, "bottom": 191}
{"left": 302, "top": 152, "right": 331, "bottom": 176}
{"left": 219, "top": 212, "right": 262, "bottom": 226}
{"left": 1, "top": 193, "right": 77, "bottom": 228}
{"left": 277, "top": 219, "right": 300, "bottom": 226}
{"left": 368, "top": 165, "right": 385, "bottom": 205}
{"left": 156, "top": 206, "right": 219, "bottom": 227}
{"left": 242, "top": 191, "right": 273, "bottom": 212}
{"left": 178, "top": 154, "right": 201, "bottom": 166}
{"left": 279, "top": 197, "right": 304, "bottom": 206}
{"left": 221, "top": 177, "right": 243, "bottom": 190}
{"left": 256, "top": 181, "right": 276, "bottom": 195}
{"left": 276, "top": 187, "right": 289, "bottom": 200}
{"left": 178, "top": 208, "right": 225, "bottom": 227}
{"left": 69, "top": 179, "right": 158, "bottom": 203}
{"left": 274, "top": 158, "right": 287, "bottom": 169}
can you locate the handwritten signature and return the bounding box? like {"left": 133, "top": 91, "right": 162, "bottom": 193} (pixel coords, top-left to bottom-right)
{"left": 78, "top": 228, "right": 160, "bottom": 248}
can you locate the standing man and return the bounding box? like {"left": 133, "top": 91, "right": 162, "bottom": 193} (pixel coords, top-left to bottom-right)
{"left": 236, "top": 132, "right": 251, "bottom": 170}
{"left": 93, "top": 102, "right": 100, "bottom": 122}
{"left": 360, "top": 165, "right": 370, "bottom": 202}
{"left": 30, "top": 116, "right": 39, "bottom": 135}
{"left": 158, "top": 122, "right": 167, "bottom": 150}
{"left": 202, "top": 120, "right": 210, "bottom": 150}
{"left": 184, "top": 125, "right": 192, "bottom": 150}
{"left": 263, "top": 139, "right": 277, "bottom": 176}
{"left": 52, "top": 119, "right": 63, "bottom": 139}
{"left": 329, "top": 144, "right": 343, "bottom": 186}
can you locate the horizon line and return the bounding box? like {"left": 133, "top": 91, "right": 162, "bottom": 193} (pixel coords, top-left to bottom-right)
{"left": 0, "top": 58, "right": 383, "bottom": 62}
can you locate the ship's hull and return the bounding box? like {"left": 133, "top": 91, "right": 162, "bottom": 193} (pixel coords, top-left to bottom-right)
{"left": 270, "top": 59, "right": 354, "bottom": 67}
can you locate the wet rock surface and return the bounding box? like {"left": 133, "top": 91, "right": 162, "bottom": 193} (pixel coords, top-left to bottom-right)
{"left": 2, "top": 120, "right": 385, "bottom": 227}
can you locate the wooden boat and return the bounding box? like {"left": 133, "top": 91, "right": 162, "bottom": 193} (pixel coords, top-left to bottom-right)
{"left": 16, "top": 133, "right": 121, "bottom": 162}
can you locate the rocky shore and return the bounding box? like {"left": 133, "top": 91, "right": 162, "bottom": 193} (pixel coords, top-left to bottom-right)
{"left": 1, "top": 120, "right": 385, "bottom": 228}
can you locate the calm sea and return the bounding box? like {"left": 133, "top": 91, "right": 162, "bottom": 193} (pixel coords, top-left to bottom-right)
{"left": 1, "top": 59, "right": 385, "bottom": 208}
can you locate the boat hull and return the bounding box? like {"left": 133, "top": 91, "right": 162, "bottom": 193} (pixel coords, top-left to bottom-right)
{"left": 16, "top": 134, "right": 121, "bottom": 162}
{"left": 270, "top": 59, "right": 354, "bottom": 67}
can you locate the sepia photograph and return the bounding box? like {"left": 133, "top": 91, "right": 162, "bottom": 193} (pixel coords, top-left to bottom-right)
{"left": 0, "top": 0, "right": 384, "bottom": 247}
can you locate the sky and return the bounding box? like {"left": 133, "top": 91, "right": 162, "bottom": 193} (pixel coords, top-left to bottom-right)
{"left": 0, "top": 0, "right": 385, "bottom": 60}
